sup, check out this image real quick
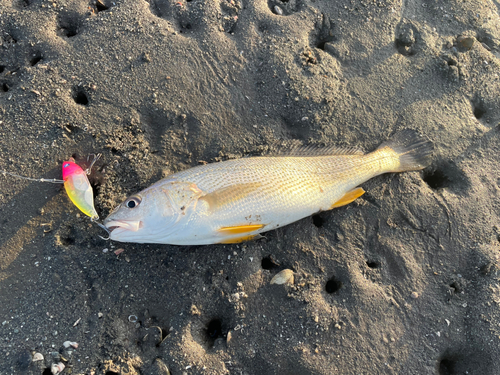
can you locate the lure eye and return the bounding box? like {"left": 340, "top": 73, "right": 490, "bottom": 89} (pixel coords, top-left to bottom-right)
{"left": 125, "top": 196, "right": 141, "bottom": 209}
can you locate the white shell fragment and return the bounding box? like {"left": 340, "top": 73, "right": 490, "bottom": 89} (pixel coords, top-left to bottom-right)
{"left": 33, "top": 353, "right": 44, "bottom": 362}
{"left": 270, "top": 269, "right": 294, "bottom": 285}
{"left": 63, "top": 341, "right": 79, "bottom": 349}
{"left": 51, "top": 362, "right": 65, "bottom": 375}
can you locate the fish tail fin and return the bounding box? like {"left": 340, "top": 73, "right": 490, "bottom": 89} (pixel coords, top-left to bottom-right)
{"left": 375, "top": 129, "right": 434, "bottom": 173}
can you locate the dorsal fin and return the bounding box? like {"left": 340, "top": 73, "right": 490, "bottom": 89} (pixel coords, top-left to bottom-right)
{"left": 275, "top": 144, "right": 364, "bottom": 157}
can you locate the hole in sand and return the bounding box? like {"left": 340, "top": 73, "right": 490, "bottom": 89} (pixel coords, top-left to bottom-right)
{"left": 73, "top": 87, "right": 89, "bottom": 105}
{"left": 316, "top": 41, "right": 327, "bottom": 50}
{"left": 160, "top": 327, "right": 169, "bottom": 341}
{"left": 325, "top": 276, "right": 342, "bottom": 294}
{"left": 438, "top": 357, "right": 456, "bottom": 375}
{"left": 261, "top": 256, "right": 279, "bottom": 270}
{"left": 60, "top": 15, "right": 79, "bottom": 38}
{"left": 0, "top": 65, "right": 5, "bottom": 73}
{"left": 1, "top": 82, "right": 9, "bottom": 92}
{"left": 312, "top": 214, "right": 325, "bottom": 228}
{"left": 473, "top": 105, "right": 485, "bottom": 120}
{"left": 366, "top": 261, "right": 379, "bottom": 269}
{"left": 205, "top": 318, "right": 225, "bottom": 347}
{"left": 95, "top": 0, "right": 109, "bottom": 12}
{"left": 60, "top": 235, "right": 75, "bottom": 246}
{"left": 156, "top": 326, "right": 169, "bottom": 347}
{"left": 42, "top": 368, "right": 52, "bottom": 375}
{"left": 30, "top": 53, "right": 42, "bottom": 66}
{"left": 423, "top": 162, "right": 470, "bottom": 193}
{"left": 394, "top": 22, "right": 418, "bottom": 57}
{"left": 423, "top": 169, "right": 450, "bottom": 190}
{"left": 16, "top": 0, "right": 31, "bottom": 6}
{"left": 449, "top": 281, "right": 461, "bottom": 294}
{"left": 63, "top": 25, "right": 78, "bottom": 37}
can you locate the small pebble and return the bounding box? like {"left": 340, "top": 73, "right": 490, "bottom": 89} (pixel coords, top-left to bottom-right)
{"left": 270, "top": 269, "right": 294, "bottom": 285}
{"left": 411, "top": 291, "right": 419, "bottom": 299}
{"left": 273, "top": 5, "right": 283, "bottom": 15}
{"left": 457, "top": 36, "right": 474, "bottom": 50}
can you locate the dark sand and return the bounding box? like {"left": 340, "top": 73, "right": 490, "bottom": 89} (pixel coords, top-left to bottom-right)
{"left": 1, "top": 0, "right": 500, "bottom": 374}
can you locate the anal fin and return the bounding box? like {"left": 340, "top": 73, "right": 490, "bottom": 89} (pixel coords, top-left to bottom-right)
{"left": 217, "top": 224, "right": 265, "bottom": 244}
{"left": 330, "top": 187, "right": 365, "bottom": 209}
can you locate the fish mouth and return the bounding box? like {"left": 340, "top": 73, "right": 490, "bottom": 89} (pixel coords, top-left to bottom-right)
{"left": 105, "top": 220, "right": 143, "bottom": 235}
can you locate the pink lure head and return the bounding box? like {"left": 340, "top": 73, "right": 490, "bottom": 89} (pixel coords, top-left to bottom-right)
{"left": 62, "top": 161, "right": 98, "bottom": 220}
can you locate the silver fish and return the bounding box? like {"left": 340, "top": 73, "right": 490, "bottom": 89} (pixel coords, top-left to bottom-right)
{"left": 104, "top": 130, "right": 433, "bottom": 244}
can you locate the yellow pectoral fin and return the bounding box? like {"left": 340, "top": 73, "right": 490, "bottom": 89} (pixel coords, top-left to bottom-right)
{"left": 218, "top": 224, "right": 265, "bottom": 235}
{"left": 330, "top": 187, "right": 365, "bottom": 209}
{"left": 200, "top": 182, "right": 262, "bottom": 212}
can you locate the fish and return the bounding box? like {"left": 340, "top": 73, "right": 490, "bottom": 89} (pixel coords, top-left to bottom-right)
{"left": 104, "top": 129, "right": 433, "bottom": 244}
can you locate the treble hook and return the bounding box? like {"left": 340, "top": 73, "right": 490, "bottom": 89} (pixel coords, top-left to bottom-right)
{"left": 91, "top": 217, "right": 111, "bottom": 240}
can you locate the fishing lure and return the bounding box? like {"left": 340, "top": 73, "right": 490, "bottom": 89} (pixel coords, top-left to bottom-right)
{"left": 1, "top": 154, "right": 110, "bottom": 237}
{"left": 62, "top": 158, "right": 99, "bottom": 220}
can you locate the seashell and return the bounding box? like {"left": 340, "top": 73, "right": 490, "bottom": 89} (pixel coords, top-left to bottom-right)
{"left": 33, "top": 352, "right": 44, "bottom": 362}
{"left": 270, "top": 269, "right": 294, "bottom": 285}
{"left": 63, "top": 341, "right": 79, "bottom": 349}
{"left": 51, "top": 362, "right": 65, "bottom": 375}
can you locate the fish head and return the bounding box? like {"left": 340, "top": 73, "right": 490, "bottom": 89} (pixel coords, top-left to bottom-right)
{"left": 104, "top": 187, "right": 179, "bottom": 243}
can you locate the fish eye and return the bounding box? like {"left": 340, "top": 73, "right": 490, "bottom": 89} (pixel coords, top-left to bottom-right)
{"left": 125, "top": 195, "right": 141, "bottom": 209}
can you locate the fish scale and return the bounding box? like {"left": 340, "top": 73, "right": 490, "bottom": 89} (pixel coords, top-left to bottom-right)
{"left": 104, "top": 130, "right": 433, "bottom": 245}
